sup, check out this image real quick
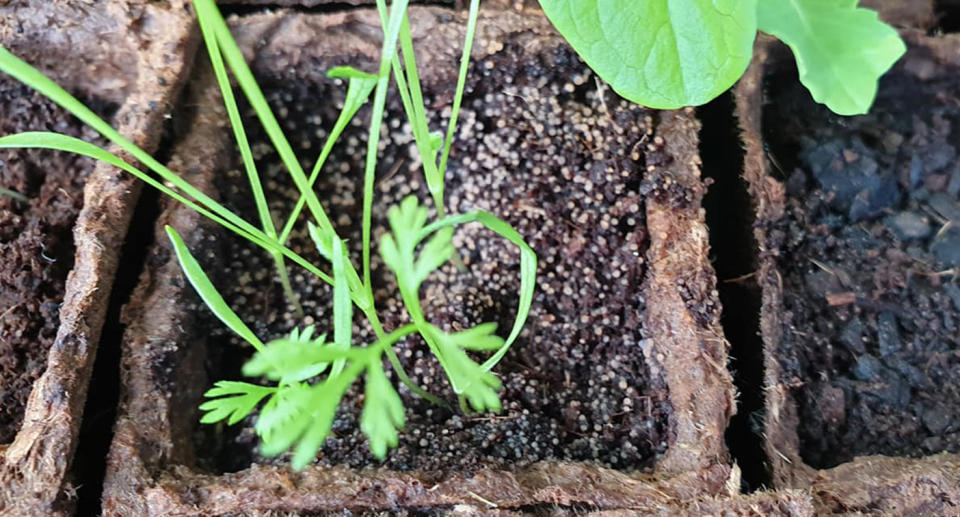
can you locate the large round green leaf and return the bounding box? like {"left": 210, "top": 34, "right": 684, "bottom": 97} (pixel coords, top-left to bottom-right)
{"left": 538, "top": 0, "right": 758, "bottom": 109}
{"left": 758, "top": 0, "right": 906, "bottom": 116}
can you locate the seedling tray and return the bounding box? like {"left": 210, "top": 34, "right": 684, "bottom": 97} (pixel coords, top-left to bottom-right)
{"left": 102, "top": 6, "right": 741, "bottom": 515}
{"left": 736, "top": 26, "right": 960, "bottom": 515}
{"left": 0, "top": 1, "right": 195, "bottom": 514}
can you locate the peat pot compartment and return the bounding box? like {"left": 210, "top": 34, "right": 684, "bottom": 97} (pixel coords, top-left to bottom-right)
{"left": 188, "top": 12, "right": 668, "bottom": 476}
{"left": 105, "top": 7, "right": 739, "bottom": 515}
{"left": 0, "top": 2, "right": 197, "bottom": 515}
{"left": 0, "top": 77, "right": 115, "bottom": 445}
{"left": 761, "top": 34, "right": 960, "bottom": 470}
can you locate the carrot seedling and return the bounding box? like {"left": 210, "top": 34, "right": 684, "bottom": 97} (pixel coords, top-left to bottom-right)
{"left": 0, "top": 0, "right": 537, "bottom": 468}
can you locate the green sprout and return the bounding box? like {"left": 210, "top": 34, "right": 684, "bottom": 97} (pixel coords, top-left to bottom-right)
{"left": 0, "top": 187, "right": 28, "bottom": 203}
{"left": 538, "top": 0, "right": 906, "bottom": 115}
{"left": 0, "top": 0, "right": 537, "bottom": 469}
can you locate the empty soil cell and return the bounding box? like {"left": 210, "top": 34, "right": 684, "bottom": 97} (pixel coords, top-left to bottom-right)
{"left": 734, "top": 31, "right": 960, "bottom": 513}
{"left": 0, "top": 1, "right": 196, "bottom": 515}
{"left": 103, "top": 7, "right": 737, "bottom": 515}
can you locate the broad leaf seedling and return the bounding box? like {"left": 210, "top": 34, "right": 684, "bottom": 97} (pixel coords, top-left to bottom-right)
{"left": 538, "top": 0, "right": 906, "bottom": 115}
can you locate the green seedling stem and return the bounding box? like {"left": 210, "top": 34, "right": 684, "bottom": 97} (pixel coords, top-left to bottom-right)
{"left": 0, "top": 187, "right": 28, "bottom": 203}
{"left": 194, "top": 1, "right": 302, "bottom": 316}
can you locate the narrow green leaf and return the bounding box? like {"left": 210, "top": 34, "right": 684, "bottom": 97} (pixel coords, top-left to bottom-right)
{"left": 396, "top": 14, "right": 444, "bottom": 210}
{"left": 436, "top": 0, "right": 480, "bottom": 187}
{"left": 420, "top": 210, "right": 537, "bottom": 371}
{"left": 0, "top": 7, "right": 341, "bottom": 293}
{"left": 0, "top": 187, "right": 28, "bottom": 203}
{"left": 327, "top": 66, "right": 378, "bottom": 80}
{"left": 196, "top": 5, "right": 275, "bottom": 242}
{"left": 0, "top": 45, "right": 266, "bottom": 242}
{"left": 758, "top": 0, "right": 906, "bottom": 115}
{"left": 213, "top": 23, "right": 294, "bottom": 312}
{"left": 195, "top": 2, "right": 304, "bottom": 314}
{"left": 0, "top": 133, "right": 270, "bottom": 254}
{"left": 537, "top": 0, "right": 758, "bottom": 108}
{"left": 375, "top": 4, "right": 446, "bottom": 215}
{"left": 166, "top": 226, "right": 264, "bottom": 352}
{"left": 0, "top": 132, "right": 332, "bottom": 287}
{"left": 279, "top": 69, "right": 378, "bottom": 244}
{"left": 308, "top": 222, "right": 370, "bottom": 310}
{"left": 331, "top": 234, "right": 352, "bottom": 377}
{"left": 192, "top": 0, "right": 336, "bottom": 237}
{"left": 363, "top": 0, "right": 412, "bottom": 304}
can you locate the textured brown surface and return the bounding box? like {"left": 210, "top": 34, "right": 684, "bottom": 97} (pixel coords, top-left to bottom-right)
{"left": 809, "top": 453, "right": 960, "bottom": 515}
{"left": 590, "top": 489, "right": 815, "bottom": 517}
{"left": 734, "top": 35, "right": 810, "bottom": 489}
{"left": 102, "top": 6, "right": 736, "bottom": 515}
{"left": 0, "top": 74, "right": 106, "bottom": 445}
{"left": 0, "top": 1, "right": 197, "bottom": 515}
{"left": 642, "top": 110, "right": 735, "bottom": 475}
{"left": 861, "top": 0, "right": 936, "bottom": 30}
{"left": 735, "top": 26, "right": 960, "bottom": 513}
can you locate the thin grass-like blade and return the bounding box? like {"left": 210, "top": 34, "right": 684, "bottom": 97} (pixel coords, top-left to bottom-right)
{"left": 437, "top": 0, "right": 480, "bottom": 180}
{"left": 420, "top": 211, "right": 537, "bottom": 370}
{"left": 192, "top": 0, "right": 335, "bottom": 237}
{"left": 0, "top": 45, "right": 263, "bottom": 242}
{"left": 0, "top": 187, "right": 28, "bottom": 203}
{"left": 362, "top": 0, "right": 412, "bottom": 300}
{"left": 331, "top": 235, "right": 352, "bottom": 377}
{"left": 279, "top": 67, "right": 377, "bottom": 244}
{"left": 166, "top": 225, "right": 265, "bottom": 352}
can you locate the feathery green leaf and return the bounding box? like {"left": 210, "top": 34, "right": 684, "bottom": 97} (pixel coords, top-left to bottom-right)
{"left": 200, "top": 381, "right": 276, "bottom": 425}
{"left": 360, "top": 356, "right": 405, "bottom": 458}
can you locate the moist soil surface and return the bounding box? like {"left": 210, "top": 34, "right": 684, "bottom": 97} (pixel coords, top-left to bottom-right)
{"left": 763, "top": 48, "right": 960, "bottom": 469}
{"left": 0, "top": 77, "right": 109, "bottom": 444}
{"left": 190, "top": 41, "right": 672, "bottom": 474}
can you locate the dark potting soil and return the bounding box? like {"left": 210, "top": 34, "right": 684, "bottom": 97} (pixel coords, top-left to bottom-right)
{"left": 0, "top": 77, "right": 110, "bottom": 443}
{"left": 191, "top": 42, "right": 671, "bottom": 474}
{"left": 763, "top": 49, "right": 960, "bottom": 469}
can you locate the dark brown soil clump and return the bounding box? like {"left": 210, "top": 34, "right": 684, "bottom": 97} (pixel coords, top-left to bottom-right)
{"left": 190, "top": 40, "right": 670, "bottom": 474}
{"left": 0, "top": 78, "right": 110, "bottom": 443}
{"left": 763, "top": 44, "right": 960, "bottom": 469}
